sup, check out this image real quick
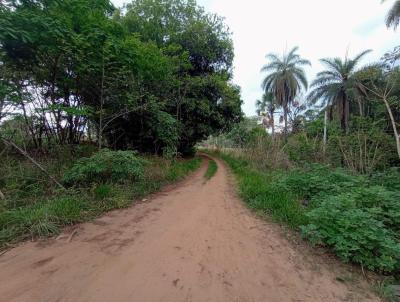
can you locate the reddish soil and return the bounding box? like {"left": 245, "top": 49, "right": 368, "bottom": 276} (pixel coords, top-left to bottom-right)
{"left": 0, "top": 157, "right": 379, "bottom": 302}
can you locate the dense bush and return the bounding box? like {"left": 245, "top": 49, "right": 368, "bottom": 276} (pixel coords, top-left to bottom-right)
{"left": 370, "top": 167, "right": 400, "bottom": 191}
{"left": 63, "top": 150, "right": 148, "bottom": 185}
{"left": 276, "top": 164, "right": 365, "bottom": 205}
{"left": 273, "top": 164, "right": 400, "bottom": 272}
{"left": 285, "top": 133, "right": 324, "bottom": 164}
{"left": 301, "top": 189, "right": 400, "bottom": 273}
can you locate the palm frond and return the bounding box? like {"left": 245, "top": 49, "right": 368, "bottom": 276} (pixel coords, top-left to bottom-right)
{"left": 385, "top": 0, "right": 400, "bottom": 29}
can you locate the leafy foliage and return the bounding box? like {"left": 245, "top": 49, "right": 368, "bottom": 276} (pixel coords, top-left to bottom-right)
{"left": 63, "top": 149, "right": 148, "bottom": 185}
{"left": 308, "top": 50, "right": 372, "bottom": 132}
{"left": 0, "top": 0, "right": 242, "bottom": 153}
{"left": 302, "top": 190, "right": 400, "bottom": 273}
{"left": 275, "top": 165, "right": 400, "bottom": 273}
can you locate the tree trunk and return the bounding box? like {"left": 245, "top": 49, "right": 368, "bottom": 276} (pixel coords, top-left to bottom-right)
{"left": 383, "top": 97, "right": 400, "bottom": 159}
{"left": 284, "top": 107, "right": 288, "bottom": 139}
{"left": 323, "top": 109, "right": 328, "bottom": 154}
{"left": 98, "top": 53, "right": 105, "bottom": 150}
{"left": 344, "top": 96, "right": 350, "bottom": 133}
{"left": 271, "top": 113, "right": 275, "bottom": 138}
{"left": 1, "top": 137, "right": 66, "bottom": 190}
{"left": 357, "top": 97, "right": 363, "bottom": 117}
{"left": 340, "top": 94, "right": 350, "bottom": 133}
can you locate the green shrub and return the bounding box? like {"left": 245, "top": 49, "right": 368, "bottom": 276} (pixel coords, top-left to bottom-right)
{"left": 276, "top": 164, "right": 365, "bottom": 205}
{"left": 370, "top": 167, "right": 400, "bottom": 191}
{"left": 301, "top": 194, "right": 400, "bottom": 273}
{"left": 63, "top": 149, "right": 148, "bottom": 185}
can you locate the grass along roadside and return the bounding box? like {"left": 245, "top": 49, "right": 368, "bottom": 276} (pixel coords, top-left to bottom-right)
{"left": 215, "top": 151, "right": 307, "bottom": 229}
{"left": 210, "top": 149, "right": 400, "bottom": 301}
{"left": 204, "top": 159, "right": 218, "bottom": 180}
{"left": 0, "top": 153, "right": 202, "bottom": 250}
{"left": 209, "top": 150, "right": 400, "bottom": 277}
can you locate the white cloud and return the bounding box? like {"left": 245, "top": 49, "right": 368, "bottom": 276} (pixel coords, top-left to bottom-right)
{"left": 112, "top": 0, "right": 399, "bottom": 116}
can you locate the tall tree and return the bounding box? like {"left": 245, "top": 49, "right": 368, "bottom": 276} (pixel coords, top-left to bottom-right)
{"left": 261, "top": 47, "right": 310, "bottom": 137}
{"left": 383, "top": 0, "right": 400, "bottom": 29}
{"left": 308, "top": 50, "right": 372, "bottom": 133}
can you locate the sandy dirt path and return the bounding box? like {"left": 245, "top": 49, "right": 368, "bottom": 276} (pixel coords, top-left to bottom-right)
{"left": 0, "top": 156, "right": 378, "bottom": 302}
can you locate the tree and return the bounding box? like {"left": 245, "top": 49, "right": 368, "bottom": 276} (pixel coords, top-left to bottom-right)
{"left": 308, "top": 50, "right": 372, "bottom": 133}
{"left": 357, "top": 58, "right": 400, "bottom": 159}
{"left": 256, "top": 92, "right": 275, "bottom": 136}
{"left": 261, "top": 47, "right": 310, "bottom": 137}
{"left": 0, "top": 0, "right": 242, "bottom": 154}
{"left": 383, "top": 0, "right": 400, "bottom": 29}
{"left": 120, "top": 0, "right": 242, "bottom": 154}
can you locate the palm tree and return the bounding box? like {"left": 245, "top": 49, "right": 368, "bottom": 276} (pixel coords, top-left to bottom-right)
{"left": 261, "top": 47, "right": 310, "bottom": 137}
{"left": 308, "top": 50, "right": 372, "bottom": 133}
{"left": 256, "top": 92, "right": 276, "bottom": 136}
{"left": 383, "top": 0, "right": 400, "bottom": 29}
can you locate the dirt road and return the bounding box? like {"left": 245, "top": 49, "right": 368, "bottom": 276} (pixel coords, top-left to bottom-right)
{"left": 0, "top": 156, "right": 378, "bottom": 302}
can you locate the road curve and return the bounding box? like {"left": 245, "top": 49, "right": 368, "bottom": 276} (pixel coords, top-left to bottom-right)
{"left": 0, "top": 156, "right": 378, "bottom": 302}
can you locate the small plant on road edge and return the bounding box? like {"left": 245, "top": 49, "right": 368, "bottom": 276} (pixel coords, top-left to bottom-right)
{"left": 204, "top": 159, "right": 218, "bottom": 180}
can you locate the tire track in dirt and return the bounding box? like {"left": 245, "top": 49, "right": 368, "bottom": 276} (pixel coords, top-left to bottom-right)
{"left": 0, "top": 155, "right": 378, "bottom": 302}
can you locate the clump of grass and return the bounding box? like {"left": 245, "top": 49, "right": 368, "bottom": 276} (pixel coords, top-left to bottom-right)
{"left": 93, "top": 184, "right": 113, "bottom": 200}
{"left": 374, "top": 279, "right": 400, "bottom": 302}
{"left": 204, "top": 159, "right": 218, "bottom": 180}
{"left": 166, "top": 157, "right": 202, "bottom": 182}
{"left": 218, "top": 152, "right": 307, "bottom": 229}
{"left": 0, "top": 195, "right": 88, "bottom": 245}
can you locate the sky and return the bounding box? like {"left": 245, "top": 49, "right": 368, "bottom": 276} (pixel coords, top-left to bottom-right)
{"left": 112, "top": 0, "right": 399, "bottom": 116}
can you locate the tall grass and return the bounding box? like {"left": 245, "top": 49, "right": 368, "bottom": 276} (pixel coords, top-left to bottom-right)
{"left": 219, "top": 152, "right": 307, "bottom": 229}
{"left": 0, "top": 153, "right": 202, "bottom": 249}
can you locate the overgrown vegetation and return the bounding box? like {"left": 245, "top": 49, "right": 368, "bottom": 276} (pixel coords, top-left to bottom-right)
{"left": 204, "top": 159, "right": 218, "bottom": 180}
{"left": 202, "top": 8, "right": 400, "bottom": 280}
{"left": 213, "top": 150, "right": 400, "bottom": 274}
{"left": 0, "top": 146, "right": 201, "bottom": 248}
{"left": 63, "top": 149, "right": 148, "bottom": 185}
{"left": 0, "top": 0, "right": 242, "bottom": 155}
{"left": 0, "top": 0, "right": 233, "bottom": 247}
